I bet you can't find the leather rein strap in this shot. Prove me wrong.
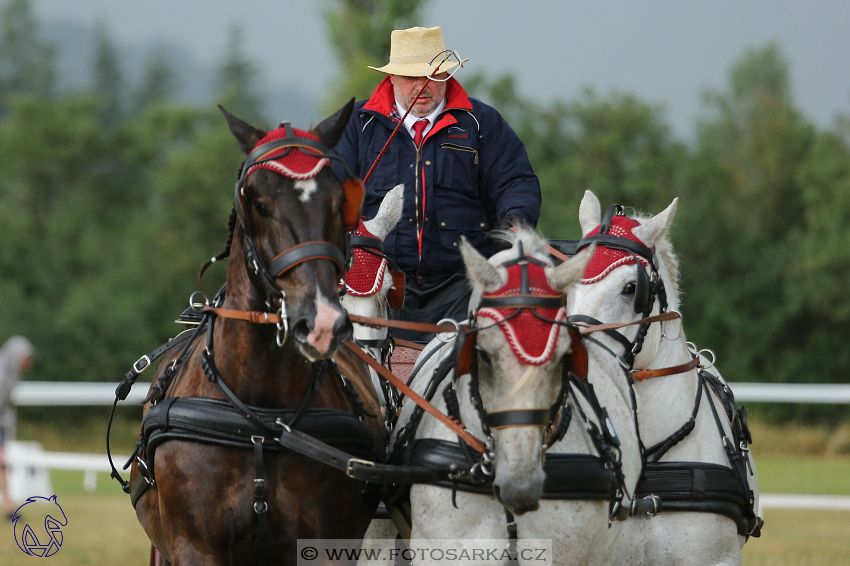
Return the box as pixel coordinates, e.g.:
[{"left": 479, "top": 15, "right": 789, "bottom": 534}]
[
  {"left": 571, "top": 311, "right": 680, "bottom": 335},
  {"left": 631, "top": 357, "right": 700, "bottom": 382},
  {"left": 344, "top": 341, "right": 487, "bottom": 453},
  {"left": 348, "top": 314, "right": 460, "bottom": 335}
]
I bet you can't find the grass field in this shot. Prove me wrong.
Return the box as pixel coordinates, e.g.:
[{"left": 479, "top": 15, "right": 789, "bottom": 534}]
[{"left": 1, "top": 414, "right": 848, "bottom": 564}]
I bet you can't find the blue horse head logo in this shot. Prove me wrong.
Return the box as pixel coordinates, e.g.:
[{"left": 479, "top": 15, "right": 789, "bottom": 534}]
[{"left": 12, "top": 495, "right": 68, "bottom": 557}]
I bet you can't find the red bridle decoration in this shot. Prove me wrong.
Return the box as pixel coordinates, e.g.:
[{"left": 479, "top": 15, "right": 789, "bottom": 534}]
[
  {"left": 582, "top": 216, "right": 650, "bottom": 283},
  {"left": 477, "top": 262, "right": 566, "bottom": 365}
]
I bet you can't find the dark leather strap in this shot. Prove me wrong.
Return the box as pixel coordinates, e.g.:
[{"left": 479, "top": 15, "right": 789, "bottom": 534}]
[
  {"left": 118, "top": 330, "right": 196, "bottom": 398},
  {"left": 269, "top": 241, "right": 345, "bottom": 276},
  {"left": 252, "top": 436, "right": 274, "bottom": 557},
  {"left": 274, "top": 424, "right": 437, "bottom": 484},
  {"left": 478, "top": 295, "right": 564, "bottom": 310},
  {"left": 485, "top": 408, "right": 551, "bottom": 429},
  {"left": 350, "top": 235, "right": 383, "bottom": 253},
  {"left": 402, "top": 438, "right": 618, "bottom": 499},
  {"left": 572, "top": 311, "right": 681, "bottom": 335},
  {"left": 636, "top": 461, "right": 750, "bottom": 536},
  {"left": 576, "top": 234, "right": 653, "bottom": 261}
]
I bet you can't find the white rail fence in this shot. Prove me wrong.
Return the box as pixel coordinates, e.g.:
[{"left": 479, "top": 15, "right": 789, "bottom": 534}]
[
  {"left": 11, "top": 381, "right": 850, "bottom": 406},
  {"left": 4, "top": 382, "right": 849, "bottom": 509}
]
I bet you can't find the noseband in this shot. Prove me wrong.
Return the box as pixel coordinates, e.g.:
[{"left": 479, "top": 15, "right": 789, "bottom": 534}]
[{"left": 233, "top": 123, "right": 365, "bottom": 341}]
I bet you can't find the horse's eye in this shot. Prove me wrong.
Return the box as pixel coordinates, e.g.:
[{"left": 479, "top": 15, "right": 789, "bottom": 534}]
[
  {"left": 478, "top": 349, "right": 492, "bottom": 366},
  {"left": 622, "top": 282, "right": 636, "bottom": 295},
  {"left": 254, "top": 201, "right": 273, "bottom": 217}
]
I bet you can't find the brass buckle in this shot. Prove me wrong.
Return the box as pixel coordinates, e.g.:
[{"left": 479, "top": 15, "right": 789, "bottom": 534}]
[{"left": 346, "top": 458, "right": 375, "bottom": 479}]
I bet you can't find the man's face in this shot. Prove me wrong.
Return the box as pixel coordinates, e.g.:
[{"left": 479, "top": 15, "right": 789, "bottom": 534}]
[{"left": 391, "top": 73, "right": 448, "bottom": 117}]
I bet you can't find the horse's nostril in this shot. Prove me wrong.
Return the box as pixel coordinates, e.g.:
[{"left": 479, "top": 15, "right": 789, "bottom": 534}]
[
  {"left": 292, "top": 318, "right": 312, "bottom": 342},
  {"left": 334, "top": 314, "right": 353, "bottom": 344}
]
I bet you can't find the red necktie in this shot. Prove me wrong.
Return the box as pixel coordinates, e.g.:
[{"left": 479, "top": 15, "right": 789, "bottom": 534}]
[{"left": 413, "top": 119, "right": 428, "bottom": 147}]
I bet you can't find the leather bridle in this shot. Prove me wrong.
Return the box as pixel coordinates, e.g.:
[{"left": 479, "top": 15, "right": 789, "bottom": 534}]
[
  {"left": 232, "top": 123, "right": 364, "bottom": 343},
  {"left": 571, "top": 204, "right": 668, "bottom": 369}
]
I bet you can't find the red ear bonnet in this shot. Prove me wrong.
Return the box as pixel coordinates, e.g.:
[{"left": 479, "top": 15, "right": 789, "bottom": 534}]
[
  {"left": 245, "top": 127, "right": 330, "bottom": 180},
  {"left": 582, "top": 216, "right": 650, "bottom": 283}
]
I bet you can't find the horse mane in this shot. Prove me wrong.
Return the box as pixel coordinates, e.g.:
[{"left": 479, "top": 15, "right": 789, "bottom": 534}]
[{"left": 631, "top": 212, "right": 681, "bottom": 302}]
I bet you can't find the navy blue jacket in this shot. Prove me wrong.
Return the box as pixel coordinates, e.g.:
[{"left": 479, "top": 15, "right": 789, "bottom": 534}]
[{"left": 332, "top": 77, "right": 541, "bottom": 285}]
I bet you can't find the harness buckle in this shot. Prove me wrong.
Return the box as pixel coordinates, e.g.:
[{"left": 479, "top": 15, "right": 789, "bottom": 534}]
[
  {"left": 346, "top": 458, "right": 375, "bottom": 479},
  {"left": 133, "top": 355, "right": 151, "bottom": 375}
]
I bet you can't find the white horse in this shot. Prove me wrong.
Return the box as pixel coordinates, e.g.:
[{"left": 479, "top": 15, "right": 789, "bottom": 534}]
[
  {"left": 340, "top": 184, "right": 404, "bottom": 408},
  {"left": 386, "top": 230, "right": 642, "bottom": 566},
  {"left": 569, "top": 190, "right": 761, "bottom": 566}
]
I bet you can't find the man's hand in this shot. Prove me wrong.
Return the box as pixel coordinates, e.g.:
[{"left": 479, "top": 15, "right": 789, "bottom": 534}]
[{"left": 500, "top": 214, "right": 524, "bottom": 230}]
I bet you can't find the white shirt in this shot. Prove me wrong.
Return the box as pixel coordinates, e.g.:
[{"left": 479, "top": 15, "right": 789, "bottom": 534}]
[{"left": 395, "top": 98, "right": 446, "bottom": 141}]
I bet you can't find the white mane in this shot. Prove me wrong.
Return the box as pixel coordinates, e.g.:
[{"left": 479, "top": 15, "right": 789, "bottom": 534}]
[{"left": 631, "top": 212, "right": 681, "bottom": 302}]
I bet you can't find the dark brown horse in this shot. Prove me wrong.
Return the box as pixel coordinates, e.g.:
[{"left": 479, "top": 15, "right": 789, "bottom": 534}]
[{"left": 129, "top": 102, "right": 386, "bottom": 565}]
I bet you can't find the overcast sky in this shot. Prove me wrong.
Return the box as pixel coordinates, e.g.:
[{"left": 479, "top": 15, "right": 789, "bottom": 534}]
[{"left": 32, "top": 0, "right": 850, "bottom": 137}]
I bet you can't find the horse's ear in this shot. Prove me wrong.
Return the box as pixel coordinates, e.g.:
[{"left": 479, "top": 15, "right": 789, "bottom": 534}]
[
  {"left": 460, "top": 237, "right": 502, "bottom": 291},
  {"left": 546, "top": 244, "right": 594, "bottom": 294},
  {"left": 632, "top": 198, "right": 678, "bottom": 248},
  {"left": 364, "top": 184, "right": 404, "bottom": 240},
  {"left": 315, "top": 97, "right": 355, "bottom": 149},
  {"left": 579, "top": 190, "right": 601, "bottom": 237},
  {"left": 219, "top": 105, "right": 266, "bottom": 155}
]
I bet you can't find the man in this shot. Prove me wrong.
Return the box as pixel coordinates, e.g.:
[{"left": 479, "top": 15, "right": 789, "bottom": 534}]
[
  {"left": 333, "top": 26, "right": 540, "bottom": 341},
  {"left": 0, "top": 336, "right": 33, "bottom": 519}
]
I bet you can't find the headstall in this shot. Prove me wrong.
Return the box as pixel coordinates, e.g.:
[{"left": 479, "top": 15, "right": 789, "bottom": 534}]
[
  {"left": 231, "top": 123, "right": 365, "bottom": 344},
  {"left": 571, "top": 204, "right": 668, "bottom": 369}
]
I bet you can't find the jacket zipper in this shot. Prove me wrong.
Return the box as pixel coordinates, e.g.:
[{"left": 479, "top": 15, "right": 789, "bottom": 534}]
[
  {"left": 441, "top": 143, "right": 478, "bottom": 165},
  {"left": 414, "top": 144, "right": 422, "bottom": 266}
]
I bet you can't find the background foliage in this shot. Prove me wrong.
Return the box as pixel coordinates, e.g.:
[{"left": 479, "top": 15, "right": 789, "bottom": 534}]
[{"left": 0, "top": 0, "right": 847, "bottom": 422}]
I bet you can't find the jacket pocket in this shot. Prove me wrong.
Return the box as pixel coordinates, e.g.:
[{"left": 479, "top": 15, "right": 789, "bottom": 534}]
[
  {"left": 441, "top": 143, "right": 479, "bottom": 164},
  {"left": 437, "top": 143, "right": 479, "bottom": 197},
  {"left": 435, "top": 207, "right": 490, "bottom": 253}
]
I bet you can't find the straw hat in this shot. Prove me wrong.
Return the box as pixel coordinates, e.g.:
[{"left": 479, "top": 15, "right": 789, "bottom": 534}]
[{"left": 368, "top": 26, "right": 469, "bottom": 77}]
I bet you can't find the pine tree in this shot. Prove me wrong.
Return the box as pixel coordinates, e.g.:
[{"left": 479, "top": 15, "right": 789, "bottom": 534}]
[
  {"left": 0, "top": 0, "right": 55, "bottom": 115},
  {"left": 216, "top": 25, "right": 264, "bottom": 124},
  {"left": 93, "top": 20, "right": 122, "bottom": 124}
]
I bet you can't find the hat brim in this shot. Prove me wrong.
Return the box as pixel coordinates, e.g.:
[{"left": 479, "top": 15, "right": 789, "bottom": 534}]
[{"left": 367, "top": 58, "right": 469, "bottom": 77}]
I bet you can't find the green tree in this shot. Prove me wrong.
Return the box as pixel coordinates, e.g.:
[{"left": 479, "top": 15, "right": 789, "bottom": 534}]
[
  {"left": 673, "top": 44, "right": 850, "bottom": 420},
  {"left": 216, "top": 25, "right": 264, "bottom": 124},
  {"left": 468, "top": 75, "right": 685, "bottom": 240},
  {"left": 92, "top": 20, "right": 122, "bottom": 124},
  {"left": 323, "top": 0, "right": 427, "bottom": 111},
  {"left": 0, "top": 0, "right": 54, "bottom": 115},
  {"left": 134, "top": 46, "right": 179, "bottom": 112}
]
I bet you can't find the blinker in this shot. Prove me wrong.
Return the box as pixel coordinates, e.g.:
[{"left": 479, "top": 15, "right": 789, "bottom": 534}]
[
  {"left": 342, "top": 177, "right": 365, "bottom": 231},
  {"left": 387, "top": 269, "right": 406, "bottom": 310}
]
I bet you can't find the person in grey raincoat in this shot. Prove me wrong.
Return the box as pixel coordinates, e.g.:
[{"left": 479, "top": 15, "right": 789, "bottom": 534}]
[{"left": 0, "top": 336, "right": 33, "bottom": 518}]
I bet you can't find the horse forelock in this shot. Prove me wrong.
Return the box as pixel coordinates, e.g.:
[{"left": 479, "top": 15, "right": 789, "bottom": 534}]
[{"left": 490, "top": 229, "right": 553, "bottom": 266}]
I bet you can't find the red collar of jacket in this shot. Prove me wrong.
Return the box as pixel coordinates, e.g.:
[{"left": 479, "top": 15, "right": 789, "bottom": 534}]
[{"left": 362, "top": 76, "right": 473, "bottom": 117}]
